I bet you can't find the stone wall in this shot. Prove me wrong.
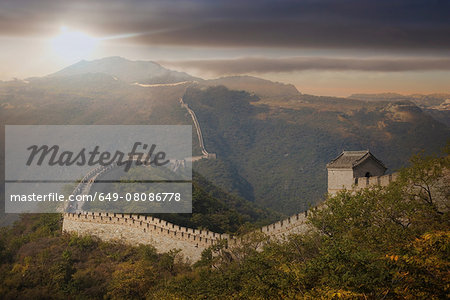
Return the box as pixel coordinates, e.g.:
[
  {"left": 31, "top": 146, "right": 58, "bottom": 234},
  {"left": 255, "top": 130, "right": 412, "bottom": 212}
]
[
  {"left": 329, "top": 170, "right": 398, "bottom": 195},
  {"left": 180, "top": 97, "right": 215, "bottom": 159},
  {"left": 353, "top": 173, "right": 398, "bottom": 190},
  {"left": 327, "top": 168, "right": 354, "bottom": 195},
  {"left": 328, "top": 160, "right": 389, "bottom": 195},
  {"left": 62, "top": 210, "right": 312, "bottom": 262},
  {"left": 259, "top": 211, "right": 311, "bottom": 239},
  {"left": 63, "top": 212, "right": 231, "bottom": 262}
]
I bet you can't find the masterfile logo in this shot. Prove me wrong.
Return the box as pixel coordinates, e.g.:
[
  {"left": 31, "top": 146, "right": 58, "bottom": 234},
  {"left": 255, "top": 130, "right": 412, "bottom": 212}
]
[
  {"left": 5, "top": 125, "right": 192, "bottom": 214},
  {"left": 25, "top": 142, "right": 170, "bottom": 171}
]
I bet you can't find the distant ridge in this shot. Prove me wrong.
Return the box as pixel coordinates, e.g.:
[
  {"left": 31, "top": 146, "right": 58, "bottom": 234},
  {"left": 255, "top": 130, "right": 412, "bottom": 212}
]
[
  {"left": 204, "top": 75, "right": 301, "bottom": 98},
  {"left": 348, "top": 92, "right": 450, "bottom": 127},
  {"left": 48, "top": 56, "right": 201, "bottom": 84},
  {"left": 348, "top": 92, "right": 450, "bottom": 104},
  {"left": 44, "top": 56, "right": 307, "bottom": 99},
  {"left": 47, "top": 57, "right": 301, "bottom": 98}
]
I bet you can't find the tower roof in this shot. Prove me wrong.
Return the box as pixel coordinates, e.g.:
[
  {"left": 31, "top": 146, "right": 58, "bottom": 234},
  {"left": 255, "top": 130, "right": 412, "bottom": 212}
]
[{"left": 326, "top": 150, "right": 387, "bottom": 170}]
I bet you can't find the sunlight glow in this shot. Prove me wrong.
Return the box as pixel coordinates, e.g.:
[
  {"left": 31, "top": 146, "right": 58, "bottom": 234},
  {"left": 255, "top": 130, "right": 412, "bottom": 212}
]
[{"left": 51, "top": 27, "right": 98, "bottom": 62}]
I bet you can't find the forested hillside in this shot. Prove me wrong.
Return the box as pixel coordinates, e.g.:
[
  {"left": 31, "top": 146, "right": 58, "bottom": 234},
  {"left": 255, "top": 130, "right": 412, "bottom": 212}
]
[
  {"left": 1, "top": 151, "right": 448, "bottom": 299},
  {"left": 184, "top": 86, "right": 449, "bottom": 213}
]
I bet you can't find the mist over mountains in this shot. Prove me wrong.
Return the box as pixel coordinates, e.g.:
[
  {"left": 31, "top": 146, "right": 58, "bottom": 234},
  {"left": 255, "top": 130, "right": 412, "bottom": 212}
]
[
  {"left": 45, "top": 57, "right": 301, "bottom": 99},
  {"left": 349, "top": 92, "right": 450, "bottom": 126},
  {"left": 48, "top": 56, "right": 200, "bottom": 84},
  {"left": 204, "top": 75, "right": 300, "bottom": 98},
  {"left": 1, "top": 57, "right": 449, "bottom": 217}
]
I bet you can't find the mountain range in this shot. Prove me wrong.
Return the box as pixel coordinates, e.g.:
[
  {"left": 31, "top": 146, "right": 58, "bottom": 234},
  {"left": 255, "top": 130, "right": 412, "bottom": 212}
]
[
  {"left": 48, "top": 56, "right": 200, "bottom": 84},
  {"left": 45, "top": 56, "right": 300, "bottom": 99},
  {"left": 349, "top": 93, "right": 450, "bottom": 127},
  {"left": 1, "top": 57, "right": 448, "bottom": 219}
]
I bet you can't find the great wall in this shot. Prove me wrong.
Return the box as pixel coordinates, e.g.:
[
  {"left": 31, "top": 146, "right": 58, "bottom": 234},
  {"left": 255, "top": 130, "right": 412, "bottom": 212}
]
[
  {"left": 353, "top": 173, "right": 398, "bottom": 190},
  {"left": 62, "top": 210, "right": 312, "bottom": 262},
  {"left": 180, "top": 97, "right": 216, "bottom": 161},
  {"left": 62, "top": 171, "right": 397, "bottom": 262},
  {"left": 62, "top": 103, "right": 399, "bottom": 263}
]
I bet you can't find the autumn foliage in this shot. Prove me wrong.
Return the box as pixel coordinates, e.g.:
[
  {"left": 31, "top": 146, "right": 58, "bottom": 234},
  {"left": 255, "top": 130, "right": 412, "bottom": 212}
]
[{"left": 0, "top": 150, "right": 448, "bottom": 299}]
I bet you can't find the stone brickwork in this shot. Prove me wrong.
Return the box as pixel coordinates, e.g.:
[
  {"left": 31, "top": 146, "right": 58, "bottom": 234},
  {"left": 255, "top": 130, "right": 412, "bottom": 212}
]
[
  {"left": 62, "top": 210, "right": 313, "bottom": 262},
  {"left": 327, "top": 168, "right": 354, "bottom": 195},
  {"left": 353, "top": 173, "right": 398, "bottom": 190},
  {"left": 259, "top": 211, "right": 311, "bottom": 239},
  {"left": 63, "top": 212, "right": 231, "bottom": 262}
]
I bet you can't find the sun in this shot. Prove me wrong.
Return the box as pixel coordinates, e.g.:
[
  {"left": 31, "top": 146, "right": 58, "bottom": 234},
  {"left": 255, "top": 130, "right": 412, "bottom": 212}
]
[{"left": 51, "top": 27, "right": 98, "bottom": 62}]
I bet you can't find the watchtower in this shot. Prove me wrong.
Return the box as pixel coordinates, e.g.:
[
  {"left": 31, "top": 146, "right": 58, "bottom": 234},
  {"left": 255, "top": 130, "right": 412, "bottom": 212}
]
[{"left": 326, "top": 150, "right": 387, "bottom": 195}]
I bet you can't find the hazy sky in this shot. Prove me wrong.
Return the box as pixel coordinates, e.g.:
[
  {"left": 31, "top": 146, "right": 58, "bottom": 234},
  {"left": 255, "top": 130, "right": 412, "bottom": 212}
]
[{"left": 1, "top": 0, "right": 449, "bottom": 96}]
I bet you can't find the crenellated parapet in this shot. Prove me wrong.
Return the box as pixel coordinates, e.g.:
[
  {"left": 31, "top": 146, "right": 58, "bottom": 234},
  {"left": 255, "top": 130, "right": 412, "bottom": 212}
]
[
  {"left": 260, "top": 211, "right": 310, "bottom": 238},
  {"left": 62, "top": 209, "right": 312, "bottom": 262},
  {"left": 353, "top": 172, "right": 398, "bottom": 190},
  {"left": 63, "top": 211, "right": 237, "bottom": 262},
  {"left": 63, "top": 212, "right": 230, "bottom": 248}
]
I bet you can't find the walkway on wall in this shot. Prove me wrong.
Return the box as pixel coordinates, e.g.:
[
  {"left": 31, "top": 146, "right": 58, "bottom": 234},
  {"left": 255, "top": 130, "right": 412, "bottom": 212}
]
[{"left": 180, "top": 97, "right": 215, "bottom": 159}]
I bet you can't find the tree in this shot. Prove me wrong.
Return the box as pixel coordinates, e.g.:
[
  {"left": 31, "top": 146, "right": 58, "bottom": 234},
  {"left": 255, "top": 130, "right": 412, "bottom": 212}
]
[
  {"left": 386, "top": 230, "right": 450, "bottom": 299},
  {"left": 107, "top": 261, "right": 156, "bottom": 299}
]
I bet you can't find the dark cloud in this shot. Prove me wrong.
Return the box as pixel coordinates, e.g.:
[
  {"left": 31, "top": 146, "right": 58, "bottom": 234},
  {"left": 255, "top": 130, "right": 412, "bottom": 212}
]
[
  {"left": 159, "top": 57, "right": 450, "bottom": 74},
  {"left": 124, "top": 20, "right": 450, "bottom": 51},
  {"left": 0, "top": 0, "right": 449, "bottom": 51}
]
